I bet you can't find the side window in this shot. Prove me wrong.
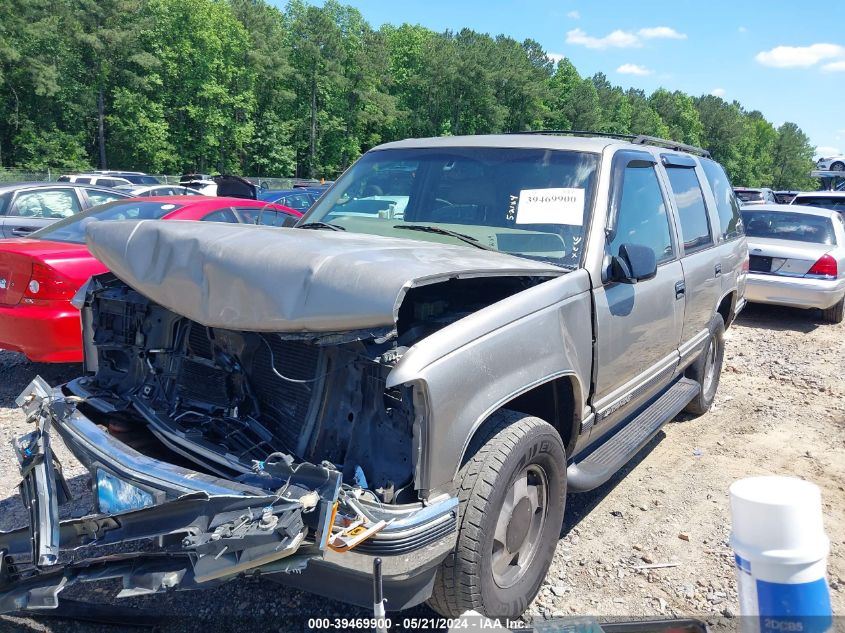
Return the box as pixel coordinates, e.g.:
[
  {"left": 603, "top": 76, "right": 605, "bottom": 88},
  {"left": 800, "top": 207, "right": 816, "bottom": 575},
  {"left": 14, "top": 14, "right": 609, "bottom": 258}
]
[
  {"left": 74, "top": 177, "right": 92, "bottom": 184},
  {"left": 235, "top": 207, "right": 297, "bottom": 227},
  {"left": 609, "top": 162, "right": 674, "bottom": 265},
  {"left": 201, "top": 209, "right": 239, "bottom": 223},
  {"left": 87, "top": 190, "right": 125, "bottom": 206},
  {"left": 665, "top": 166, "right": 713, "bottom": 253},
  {"left": 9, "top": 189, "right": 81, "bottom": 218},
  {"left": 700, "top": 159, "right": 743, "bottom": 240}
]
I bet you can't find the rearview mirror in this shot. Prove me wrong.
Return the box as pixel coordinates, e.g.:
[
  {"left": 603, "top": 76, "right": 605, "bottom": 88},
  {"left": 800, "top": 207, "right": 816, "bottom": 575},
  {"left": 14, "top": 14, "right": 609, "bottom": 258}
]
[{"left": 610, "top": 243, "right": 657, "bottom": 283}]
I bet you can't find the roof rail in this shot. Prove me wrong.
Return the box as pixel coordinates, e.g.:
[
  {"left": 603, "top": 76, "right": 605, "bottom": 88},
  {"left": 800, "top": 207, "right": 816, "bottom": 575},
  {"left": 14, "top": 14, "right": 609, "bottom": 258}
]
[
  {"left": 632, "top": 135, "right": 710, "bottom": 158},
  {"left": 507, "top": 129, "right": 711, "bottom": 158},
  {"left": 507, "top": 129, "right": 637, "bottom": 141}
]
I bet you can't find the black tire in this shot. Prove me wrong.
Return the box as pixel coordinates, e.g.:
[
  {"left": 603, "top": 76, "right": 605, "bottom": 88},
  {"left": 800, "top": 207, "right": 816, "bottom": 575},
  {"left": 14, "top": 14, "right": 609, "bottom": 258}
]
[
  {"left": 830, "top": 162, "right": 845, "bottom": 172},
  {"left": 822, "top": 297, "right": 844, "bottom": 324},
  {"left": 684, "top": 313, "right": 726, "bottom": 416},
  {"left": 427, "top": 411, "right": 566, "bottom": 619}
]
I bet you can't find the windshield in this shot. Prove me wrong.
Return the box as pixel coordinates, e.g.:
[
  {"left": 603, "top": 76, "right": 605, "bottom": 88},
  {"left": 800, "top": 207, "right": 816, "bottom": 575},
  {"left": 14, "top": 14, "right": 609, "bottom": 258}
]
[
  {"left": 31, "top": 200, "right": 185, "bottom": 244},
  {"left": 793, "top": 196, "right": 845, "bottom": 213},
  {"left": 302, "top": 147, "right": 600, "bottom": 266},
  {"left": 741, "top": 210, "right": 836, "bottom": 245}
]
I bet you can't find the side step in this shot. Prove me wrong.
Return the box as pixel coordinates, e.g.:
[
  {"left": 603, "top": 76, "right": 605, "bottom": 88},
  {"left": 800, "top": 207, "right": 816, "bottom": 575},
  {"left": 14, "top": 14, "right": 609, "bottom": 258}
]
[{"left": 567, "top": 377, "right": 700, "bottom": 492}]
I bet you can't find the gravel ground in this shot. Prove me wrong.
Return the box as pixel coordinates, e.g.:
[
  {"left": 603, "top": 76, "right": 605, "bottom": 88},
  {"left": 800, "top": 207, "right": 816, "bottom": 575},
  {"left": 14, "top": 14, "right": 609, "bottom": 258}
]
[{"left": 0, "top": 302, "right": 842, "bottom": 632}]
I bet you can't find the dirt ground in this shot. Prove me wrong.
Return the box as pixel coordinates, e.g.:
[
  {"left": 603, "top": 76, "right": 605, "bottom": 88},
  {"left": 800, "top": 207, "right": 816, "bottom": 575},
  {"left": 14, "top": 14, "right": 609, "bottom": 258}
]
[{"left": 0, "top": 302, "right": 842, "bottom": 632}]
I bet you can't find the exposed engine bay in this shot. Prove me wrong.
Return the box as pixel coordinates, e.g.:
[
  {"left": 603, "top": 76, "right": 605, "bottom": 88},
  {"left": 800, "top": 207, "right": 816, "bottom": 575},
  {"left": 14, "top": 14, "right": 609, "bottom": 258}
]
[{"left": 75, "top": 272, "right": 548, "bottom": 503}]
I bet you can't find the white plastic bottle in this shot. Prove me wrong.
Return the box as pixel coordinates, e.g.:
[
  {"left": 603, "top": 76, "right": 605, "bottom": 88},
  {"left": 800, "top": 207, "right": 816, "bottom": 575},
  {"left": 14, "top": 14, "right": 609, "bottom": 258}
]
[{"left": 730, "top": 476, "right": 832, "bottom": 633}]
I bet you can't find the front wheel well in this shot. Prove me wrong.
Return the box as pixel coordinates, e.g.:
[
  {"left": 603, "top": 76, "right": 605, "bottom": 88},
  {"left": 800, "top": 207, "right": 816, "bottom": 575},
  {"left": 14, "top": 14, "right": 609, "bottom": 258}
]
[{"left": 461, "top": 376, "right": 580, "bottom": 466}]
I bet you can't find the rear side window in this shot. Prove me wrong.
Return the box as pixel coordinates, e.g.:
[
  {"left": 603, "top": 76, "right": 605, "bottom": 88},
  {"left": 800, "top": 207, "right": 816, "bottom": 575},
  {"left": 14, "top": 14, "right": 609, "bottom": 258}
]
[
  {"left": 610, "top": 163, "right": 674, "bottom": 264},
  {"left": 87, "top": 190, "right": 126, "bottom": 206},
  {"left": 201, "top": 209, "right": 239, "bottom": 223},
  {"left": 665, "top": 167, "right": 713, "bottom": 253},
  {"left": 701, "top": 159, "right": 743, "bottom": 240}
]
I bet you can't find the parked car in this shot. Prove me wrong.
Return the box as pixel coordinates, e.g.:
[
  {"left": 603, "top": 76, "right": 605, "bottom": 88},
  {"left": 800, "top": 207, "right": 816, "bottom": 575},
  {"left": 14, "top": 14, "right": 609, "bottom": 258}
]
[
  {"left": 57, "top": 174, "right": 133, "bottom": 188},
  {"left": 816, "top": 155, "right": 845, "bottom": 171},
  {"left": 257, "top": 188, "right": 318, "bottom": 212},
  {"left": 0, "top": 134, "right": 746, "bottom": 620},
  {"left": 734, "top": 187, "right": 777, "bottom": 205},
  {"left": 774, "top": 190, "right": 798, "bottom": 204},
  {"left": 114, "top": 184, "right": 204, "bottom": 197},
  {"left": 742, "top": 204, "right": 844, "bottom": 322},
  {"left": 89, "top": 170, "right": 161, "bottom": 185},
  {"left": 790, "top": 191, "right": 845, "bottom": 214},
  {"left": 0, "top": 182, "right": 129, "bottom": 239},
  {"left": 179, "top": 173, "right": 217, "bottom": 195},
  {"left": 0, "top": 197, "right": 301, "bottom": 362}
]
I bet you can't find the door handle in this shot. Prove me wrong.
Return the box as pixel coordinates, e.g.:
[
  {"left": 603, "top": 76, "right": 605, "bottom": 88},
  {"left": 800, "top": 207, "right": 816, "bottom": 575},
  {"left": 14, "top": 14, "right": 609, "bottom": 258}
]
[
  {"left": 714, "top": 263, "right": 722, "bottom": 276},
  {"left": 675, "top": 280, "right": 686, "bottom": 300},
  {"left": 10, "top": 227, "right": 35, "bottom": 236}
]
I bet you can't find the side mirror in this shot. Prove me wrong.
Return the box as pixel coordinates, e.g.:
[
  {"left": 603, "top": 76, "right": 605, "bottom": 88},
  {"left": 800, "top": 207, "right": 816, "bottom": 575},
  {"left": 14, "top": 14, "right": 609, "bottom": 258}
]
[{"left": 610, "top": 243, "right": 657, "bottom": 283}]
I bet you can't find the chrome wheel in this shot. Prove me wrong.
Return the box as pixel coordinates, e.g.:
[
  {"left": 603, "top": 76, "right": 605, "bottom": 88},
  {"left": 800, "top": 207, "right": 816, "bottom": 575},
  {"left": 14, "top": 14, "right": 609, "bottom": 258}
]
[
  {"left": 491, "top": 464, "right": 548, "bottom": 588},
  {"left": 702, "top": 333, "right": 718, "bottom": 396}
]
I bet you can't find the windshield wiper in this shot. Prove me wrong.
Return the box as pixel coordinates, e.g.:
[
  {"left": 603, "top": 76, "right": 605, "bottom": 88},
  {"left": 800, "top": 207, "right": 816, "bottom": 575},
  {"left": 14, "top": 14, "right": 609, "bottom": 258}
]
[
  {"left": 392, "top": 224, "right": 498, "bottom": 251},
  {"left": 297, "top": 221, "right": 346, "bottom": 231}
]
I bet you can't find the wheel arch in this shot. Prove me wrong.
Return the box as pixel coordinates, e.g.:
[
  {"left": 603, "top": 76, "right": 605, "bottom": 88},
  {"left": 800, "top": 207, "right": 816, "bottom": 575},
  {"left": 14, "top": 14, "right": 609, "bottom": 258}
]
[
  {"left": 457, "top": 373, "right": 583, "bottom": 472},
  {"left": 716, "top": 290, "right": 736, "bottom": 329}
]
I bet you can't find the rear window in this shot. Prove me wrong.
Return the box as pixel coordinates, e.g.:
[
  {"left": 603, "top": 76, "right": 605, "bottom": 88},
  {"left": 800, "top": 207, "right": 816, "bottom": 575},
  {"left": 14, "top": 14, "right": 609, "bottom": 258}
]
[
  {"left": 793, "top": 196, "right": 845, "bottom": 213},
  {"left": 31, "top": 200, "right": 184, "bottom": 244},
  {"left": 741, "top": 210, "right": 836, "bottom": 245},
  {"left": 701, "top": 159, "right": 743, "bottom": 240},
  {"left": 735, "top": 190, "right": 762, "bottom": 202}
]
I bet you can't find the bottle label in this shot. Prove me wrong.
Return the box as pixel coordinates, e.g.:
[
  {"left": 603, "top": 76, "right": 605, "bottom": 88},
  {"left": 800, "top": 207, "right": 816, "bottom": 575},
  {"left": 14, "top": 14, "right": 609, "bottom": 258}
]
[{"left": 756, "top": 577, "right": 832, "bottom": 633}]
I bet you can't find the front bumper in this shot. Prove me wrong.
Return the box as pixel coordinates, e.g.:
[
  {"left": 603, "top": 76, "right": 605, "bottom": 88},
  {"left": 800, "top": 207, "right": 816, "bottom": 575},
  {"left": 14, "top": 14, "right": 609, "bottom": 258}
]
[
  {"left": 0, "top": 378, "right": 456, "bottom": 613},
  {"left": 0, "top": 301, "right": 82, "bottom": 363},
  {"left": 745, "top": 273, "right": 845, "bottom": 310}
]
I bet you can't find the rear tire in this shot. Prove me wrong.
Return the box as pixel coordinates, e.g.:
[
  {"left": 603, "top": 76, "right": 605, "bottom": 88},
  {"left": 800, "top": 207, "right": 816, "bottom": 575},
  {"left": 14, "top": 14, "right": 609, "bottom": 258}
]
[
  {"left": 822, "top": 297, "right": 844, "bottom": 324},
  {"left": 684, "top": 314, "right": 725, "bottom": 416},
  {"left": 427, "top": 411, "right": 566, "bottom": 619}
]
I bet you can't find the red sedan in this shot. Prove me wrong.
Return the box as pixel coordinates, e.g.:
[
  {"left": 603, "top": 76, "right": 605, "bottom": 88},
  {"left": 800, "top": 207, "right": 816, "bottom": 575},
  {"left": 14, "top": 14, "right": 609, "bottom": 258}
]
[{"left": 0, "top": 196, "right": 301, "bottom": 362}]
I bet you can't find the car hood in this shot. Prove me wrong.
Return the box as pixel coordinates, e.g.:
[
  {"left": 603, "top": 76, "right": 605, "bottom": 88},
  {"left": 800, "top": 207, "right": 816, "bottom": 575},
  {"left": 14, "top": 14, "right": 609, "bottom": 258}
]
[{"left": 85, "top": 220, "right": 564, "bottom": 337}]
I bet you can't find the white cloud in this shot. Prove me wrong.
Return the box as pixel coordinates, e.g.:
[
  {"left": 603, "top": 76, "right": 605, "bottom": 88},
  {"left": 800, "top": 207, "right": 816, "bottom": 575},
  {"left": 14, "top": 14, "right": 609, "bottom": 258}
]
[
  {"left": 821, "top": 60, "right": 845, "bottom": 72},
  {"left": 566, "top": 28, "right": 640, "bottom": 49},
  {"left": 617, "top": 63, "right": 653, "bottom": 76},
  {"left": 710, "top": 88, "right": 726, "bottom": 97},
  {"left": 815, "top": 146, "right": 841, "bottom": 158},
  {"left": 547, "top": 52, "right": 565, "bottom": 64},
  {"left": 567, "top": 10, "right": 580, "bottom": 19},
  {"left": 566, "top": 26, "right": 687, "bottom": 50},
  {"left": 755, "top": 43, "right": 845, "bottom": 68},
  {"left": 638, "top": 26, "right": 687, "bottom": 40},
  {"left": 738, "top": 26, "right": 747, "bottom": 33}
]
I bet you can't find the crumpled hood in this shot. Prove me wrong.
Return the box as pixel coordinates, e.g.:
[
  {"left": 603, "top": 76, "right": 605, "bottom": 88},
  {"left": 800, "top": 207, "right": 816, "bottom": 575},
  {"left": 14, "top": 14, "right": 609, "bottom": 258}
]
[{"left": 85, "top": 220, "right": 564, "bottom": 336}]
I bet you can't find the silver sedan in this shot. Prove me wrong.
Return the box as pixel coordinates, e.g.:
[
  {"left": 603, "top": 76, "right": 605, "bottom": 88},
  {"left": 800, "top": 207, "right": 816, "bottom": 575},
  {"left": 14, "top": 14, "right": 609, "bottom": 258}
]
[{"left": 742, "top": 204, "right": 845, "bottom": 323}]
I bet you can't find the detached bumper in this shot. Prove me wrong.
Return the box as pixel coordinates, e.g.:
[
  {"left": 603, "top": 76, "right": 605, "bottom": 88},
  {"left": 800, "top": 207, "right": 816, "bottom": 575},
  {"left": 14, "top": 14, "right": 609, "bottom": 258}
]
[
  {"left": 0, "top": 378, "right": 456, "bottom": 613},
  {"left": 0, "top": 301, "right": 82, "bottom": 363},
  {"left": 745, "top": 273, "right": 845, "bottom": 310}
]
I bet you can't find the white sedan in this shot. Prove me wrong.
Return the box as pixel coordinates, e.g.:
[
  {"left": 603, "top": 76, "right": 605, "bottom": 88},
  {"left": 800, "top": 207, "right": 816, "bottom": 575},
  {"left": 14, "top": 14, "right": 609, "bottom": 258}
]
[
  {"left": 816, "top": 155, "right": 845, "bottom": 171},
  {"left": 741, "top": 204, "right": 845, "bottom": 323}
]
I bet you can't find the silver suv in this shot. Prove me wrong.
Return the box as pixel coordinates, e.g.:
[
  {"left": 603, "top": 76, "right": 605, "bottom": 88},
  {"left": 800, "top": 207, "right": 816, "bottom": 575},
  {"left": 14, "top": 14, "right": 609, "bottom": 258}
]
[{"left": 2, "top": 134, "right": 747, "bottom": 619}]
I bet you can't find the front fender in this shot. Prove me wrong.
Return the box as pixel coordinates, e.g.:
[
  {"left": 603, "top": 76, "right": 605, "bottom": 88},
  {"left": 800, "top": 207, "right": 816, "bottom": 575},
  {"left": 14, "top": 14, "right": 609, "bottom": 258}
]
[{"left": 387, "top": 270, "right": 594, "bottom": 493}]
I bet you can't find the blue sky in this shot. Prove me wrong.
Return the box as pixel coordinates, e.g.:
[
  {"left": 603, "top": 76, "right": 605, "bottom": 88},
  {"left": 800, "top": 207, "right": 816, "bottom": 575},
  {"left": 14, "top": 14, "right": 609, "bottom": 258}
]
[{"left": 304, "top": 0, "right": 844, "bottom": 157}]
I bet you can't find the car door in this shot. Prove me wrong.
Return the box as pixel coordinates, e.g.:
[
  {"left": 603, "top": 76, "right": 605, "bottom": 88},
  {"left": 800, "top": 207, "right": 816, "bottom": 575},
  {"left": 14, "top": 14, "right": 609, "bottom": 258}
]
[
  {"left": 0, "top": 186, "right": 82, "bottom": 238},
  {"left": 659, "top": 155, "right": 721, "bottom": 365},
  {"left": 590, "top": 151, "right": 685, "bottom": 441}
]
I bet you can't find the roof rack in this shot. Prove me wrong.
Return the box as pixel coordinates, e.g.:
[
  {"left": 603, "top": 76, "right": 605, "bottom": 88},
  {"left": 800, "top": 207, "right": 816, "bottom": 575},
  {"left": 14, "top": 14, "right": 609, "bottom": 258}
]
[{"left": 508, "top": 129, "right": 711, "bottom": 158}]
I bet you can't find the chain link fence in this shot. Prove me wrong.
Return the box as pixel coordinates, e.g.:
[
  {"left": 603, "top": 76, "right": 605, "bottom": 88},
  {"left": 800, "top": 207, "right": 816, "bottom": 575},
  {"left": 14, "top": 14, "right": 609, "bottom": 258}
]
[{"left": 0, "top": 168, "right": 321, "bottom": 191}]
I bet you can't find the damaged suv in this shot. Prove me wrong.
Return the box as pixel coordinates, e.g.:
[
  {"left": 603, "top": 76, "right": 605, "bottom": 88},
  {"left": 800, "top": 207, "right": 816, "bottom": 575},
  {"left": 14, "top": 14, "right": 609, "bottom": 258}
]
[{"left": 1, "top": 133, "right": 746, "bottom": 619}]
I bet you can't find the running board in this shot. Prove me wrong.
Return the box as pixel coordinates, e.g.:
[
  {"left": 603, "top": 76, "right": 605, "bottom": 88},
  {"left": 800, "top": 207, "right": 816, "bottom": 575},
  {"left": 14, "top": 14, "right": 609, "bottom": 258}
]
[{"left": 568, "top": 378, "right": 700, "bottom": 492}]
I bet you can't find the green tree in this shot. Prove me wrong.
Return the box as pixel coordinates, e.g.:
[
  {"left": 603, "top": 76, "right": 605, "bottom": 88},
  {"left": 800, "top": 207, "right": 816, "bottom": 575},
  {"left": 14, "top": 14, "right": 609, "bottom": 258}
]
[
  {"left": 649, "top": 89, "right": 704, "bottom": 145},
  {"left": 771, "top": 123, "right": 816, "bottom": 190}
]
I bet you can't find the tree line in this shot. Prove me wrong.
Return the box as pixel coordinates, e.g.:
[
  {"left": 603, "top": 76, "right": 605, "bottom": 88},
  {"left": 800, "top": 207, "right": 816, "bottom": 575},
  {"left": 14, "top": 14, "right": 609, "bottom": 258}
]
[{"left": 0, "top": 0, "right": 818, "bottom": 189}]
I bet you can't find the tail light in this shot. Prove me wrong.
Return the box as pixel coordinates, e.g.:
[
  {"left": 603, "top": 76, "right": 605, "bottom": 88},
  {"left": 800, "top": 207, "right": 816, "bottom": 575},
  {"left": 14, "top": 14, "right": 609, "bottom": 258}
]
[
  {"left": 22, "top": 262, "right": 75, "bottom": 301},
  {"left": 741, "top": 255, "right": 750, "bottom": 273},
  {"left": 806, "top": 254, "right": 837, "bottom": 279}
]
